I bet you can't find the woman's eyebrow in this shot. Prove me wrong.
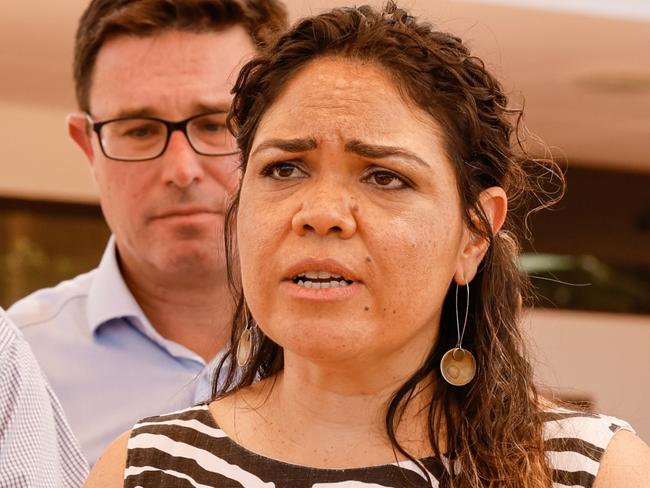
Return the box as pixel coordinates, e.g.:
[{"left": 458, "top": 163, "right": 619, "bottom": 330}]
[
  {"left": 251, "top": 137, "right": 318, "bottom": 158},
  {"left": 345, "top": 139, "right": 430, "bottom": 168}
]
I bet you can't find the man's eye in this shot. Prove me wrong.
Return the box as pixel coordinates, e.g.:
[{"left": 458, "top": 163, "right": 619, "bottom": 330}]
[
  {"left": 365, "top": 170, "right": 408, "bottom": 189},
  {"left": 123, "top": 125, "right": 160, "bottom": 138},
  {"left": 198, "top": 122, "right": 226, "bottom": 133},
  {"left": 262, "top": 162, "right": 307, "bottom": 179}
]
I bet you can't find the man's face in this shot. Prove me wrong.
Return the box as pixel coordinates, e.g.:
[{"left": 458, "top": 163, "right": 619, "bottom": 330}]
[{"left": 70, "top": 28, "right": 255, "bottom": 278}]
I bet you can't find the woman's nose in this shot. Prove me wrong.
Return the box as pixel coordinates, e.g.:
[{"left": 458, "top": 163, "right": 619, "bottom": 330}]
[{"left": 291, "top": 182, "right": 357, "bottom": 239}]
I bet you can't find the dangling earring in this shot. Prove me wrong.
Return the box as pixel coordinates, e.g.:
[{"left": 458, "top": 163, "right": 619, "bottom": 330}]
[
  {"left": 236, "top": 305, "right": 254, "bottom": 367},
  {"left": 440, "top": 282, "right": 476, "bottom": 386}
]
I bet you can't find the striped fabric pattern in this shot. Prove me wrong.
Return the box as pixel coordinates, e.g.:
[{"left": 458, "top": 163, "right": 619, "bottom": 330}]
[
  {"left": 542, "top": 409, "right": 633, "bottom": 487},
  {"left": 125, "top": 404, "right": 633, "bottom": 488}
]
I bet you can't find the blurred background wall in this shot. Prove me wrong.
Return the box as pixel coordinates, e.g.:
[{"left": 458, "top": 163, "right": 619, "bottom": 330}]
[{"left": 1, "top": 0, "right": 649, "bottom": 438}]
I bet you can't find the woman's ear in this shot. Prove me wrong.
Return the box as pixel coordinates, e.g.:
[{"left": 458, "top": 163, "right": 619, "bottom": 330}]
[{"left": 455, "top": 186, "right": 508, "bottom": 284}]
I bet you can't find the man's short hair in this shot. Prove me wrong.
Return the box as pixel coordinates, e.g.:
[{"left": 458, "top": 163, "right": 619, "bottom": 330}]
[{"left": 73, "top": 0, "right": 288, "bottom": 112}]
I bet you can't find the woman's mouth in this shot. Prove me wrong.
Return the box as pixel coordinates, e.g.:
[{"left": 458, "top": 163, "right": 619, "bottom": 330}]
[{"left": 292, "top": 271, "right": 354, "bottom": 289}]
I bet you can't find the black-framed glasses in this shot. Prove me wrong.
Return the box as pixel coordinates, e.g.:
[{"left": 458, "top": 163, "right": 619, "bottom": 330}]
[{"left": 86, "top": 112, "right": 239, "bottom": 161}]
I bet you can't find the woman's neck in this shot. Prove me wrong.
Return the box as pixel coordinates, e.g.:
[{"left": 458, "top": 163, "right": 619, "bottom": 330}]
[{"left": 212, "top": 359, "right": 437, "bottom": 469}]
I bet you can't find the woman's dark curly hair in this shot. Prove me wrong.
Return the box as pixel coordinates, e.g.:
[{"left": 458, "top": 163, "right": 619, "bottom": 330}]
[{"left": 213, "top": 2, "right": 564, "bottom": 487}]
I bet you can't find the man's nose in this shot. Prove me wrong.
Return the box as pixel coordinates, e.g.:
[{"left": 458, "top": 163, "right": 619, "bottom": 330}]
[
  {"left": 291, "top": 178, "right": 358, "bottom": 239},
  {"left": 160, "top": 130, "right": 205, "bottom": 188}
]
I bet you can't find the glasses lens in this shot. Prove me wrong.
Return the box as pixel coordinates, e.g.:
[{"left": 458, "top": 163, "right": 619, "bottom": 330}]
[
  {"left": 187, "top": 113, "right": 237, "bottom": 155},
  {"left": 100, "top": 118, "right": 166, "bottom": 160}
]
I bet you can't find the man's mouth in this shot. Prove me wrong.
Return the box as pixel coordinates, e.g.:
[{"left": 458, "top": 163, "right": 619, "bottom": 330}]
[{"left": 153, "top": 207, "right": 220, "bottom": 219}]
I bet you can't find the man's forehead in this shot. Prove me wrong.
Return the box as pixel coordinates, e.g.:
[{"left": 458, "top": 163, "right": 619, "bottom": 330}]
[
  {"left": 107, "top": 101, "right": 232, "bottom": 119},
  {"left": 88, "top": 28, "right": 254, "bottom": 118}
]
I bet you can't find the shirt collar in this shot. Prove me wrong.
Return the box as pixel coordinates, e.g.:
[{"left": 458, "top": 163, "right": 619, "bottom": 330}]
[
  {"left": 86, "top": 236, "right": 207, "bottom": 365},
  {"left": 86, "top": 235, "right": 148, "bottom": 334}
]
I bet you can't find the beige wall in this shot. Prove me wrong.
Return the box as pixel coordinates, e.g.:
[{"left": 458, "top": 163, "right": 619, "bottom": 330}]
[
  {"left": 0, "top": 102, "right": 97, "bottom": 203},
  {"left": 525, "top": 309, "right": 650, "bottom": 441}
]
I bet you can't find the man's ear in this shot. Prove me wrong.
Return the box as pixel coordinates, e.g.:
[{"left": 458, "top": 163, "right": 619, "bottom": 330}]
[
  {"left": 66, "top": 113, "right": 95, "bottom": 163},
  {"left": 455, "top": 186, "right": 508, "bottom": 284}
]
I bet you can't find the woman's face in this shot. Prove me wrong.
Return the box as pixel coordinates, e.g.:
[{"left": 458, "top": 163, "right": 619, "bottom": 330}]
[{"left": 237, "top": 57, "right": 470, "bottom": 371}]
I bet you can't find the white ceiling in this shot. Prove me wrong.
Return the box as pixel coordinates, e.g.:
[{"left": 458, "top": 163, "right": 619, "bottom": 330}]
[{"left": 0, "top": 0, "right": 649, "bottom": 202}]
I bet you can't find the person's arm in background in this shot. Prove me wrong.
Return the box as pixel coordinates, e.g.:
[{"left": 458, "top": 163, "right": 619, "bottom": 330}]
[{"left": 0, "top": 308, "right": 88, "bottom": 487}]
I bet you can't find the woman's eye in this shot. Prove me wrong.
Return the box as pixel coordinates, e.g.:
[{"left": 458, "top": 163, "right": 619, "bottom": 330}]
[
  {"left": 263, "top": 162, "right": 307, "bottom": 180},
  {"left": 365, "top": 170, "right": 408, "bottom": 189}
]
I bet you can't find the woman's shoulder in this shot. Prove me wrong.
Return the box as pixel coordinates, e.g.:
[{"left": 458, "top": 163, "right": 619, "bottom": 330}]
[
  {"left": 127, "top": 402, "right": 227, "bottom": 450},
  {"left": 542, "top": 407, "right": 634, "bottom": 445},
  {"left": 84, "top": 430, "right": 131, "bottom": 488},
  {"left": 541, "top": 406, "right": 637, "bottom": 487},
  {"left": 84, "top": 404, "right": 231, "bottom": 488},
  {"left": 132, "top": 403, "right": 217, "bottom": 429},
  {"left": 123, "top": 403, "right": 242, "bottom": 487}
]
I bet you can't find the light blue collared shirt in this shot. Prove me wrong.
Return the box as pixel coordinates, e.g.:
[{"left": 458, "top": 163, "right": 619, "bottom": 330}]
[{"left": 8, "top": 237, "right": 221, "bottom": 465}]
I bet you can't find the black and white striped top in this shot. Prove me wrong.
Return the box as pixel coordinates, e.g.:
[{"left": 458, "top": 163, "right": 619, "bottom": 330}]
[{"left": 125, "top": 403, "right": 633, "bottom": 487}]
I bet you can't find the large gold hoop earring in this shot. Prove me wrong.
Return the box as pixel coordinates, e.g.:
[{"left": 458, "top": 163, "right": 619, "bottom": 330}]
[{"left": 440, "top": 282, "right": 476, "bottom": 386}]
